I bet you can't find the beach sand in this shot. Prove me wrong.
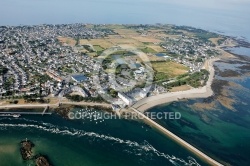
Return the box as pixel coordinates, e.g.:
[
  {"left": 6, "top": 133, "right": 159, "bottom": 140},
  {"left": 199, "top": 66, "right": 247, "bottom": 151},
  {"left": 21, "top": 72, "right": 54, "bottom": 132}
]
[{"left": 132, "top": 58, "right": 219, "bottom": 112}]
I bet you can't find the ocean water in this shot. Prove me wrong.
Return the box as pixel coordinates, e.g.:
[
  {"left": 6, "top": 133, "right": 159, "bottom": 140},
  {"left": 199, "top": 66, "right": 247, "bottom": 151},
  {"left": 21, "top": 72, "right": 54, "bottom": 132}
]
[
  {"left": 147, "top": 62, "right": 250, "bottom": 166},
  {"left": 0, "top": 112, "right": 208, "bottom": 166},
  {"left": 227, "top": 47, "right": 250, "bottom": 57},
  {"left": 0, "top": 0, "right": 250, "bottom": 41},
  {"left": 1, "top": 0, "right": 250, "bottom": 165}
]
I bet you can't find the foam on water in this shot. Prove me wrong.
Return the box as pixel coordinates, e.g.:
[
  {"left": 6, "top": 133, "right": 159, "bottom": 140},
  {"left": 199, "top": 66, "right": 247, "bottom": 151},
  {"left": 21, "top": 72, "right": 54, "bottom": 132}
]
[{"left": 0, "top": 118, "right": 200, "bottom": 166}]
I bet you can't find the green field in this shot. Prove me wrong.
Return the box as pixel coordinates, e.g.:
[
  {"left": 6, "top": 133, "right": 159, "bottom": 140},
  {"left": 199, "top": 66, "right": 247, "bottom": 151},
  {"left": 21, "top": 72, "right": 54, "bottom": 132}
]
[
  {"left": 152, "top": 61, "right": 188, "bottom": 78},
  {"left": 141, "top": 47, "right": 157, "bottom": 53},
  {"left": 93, "top": 45, "right": 104, "bottom": 51}
]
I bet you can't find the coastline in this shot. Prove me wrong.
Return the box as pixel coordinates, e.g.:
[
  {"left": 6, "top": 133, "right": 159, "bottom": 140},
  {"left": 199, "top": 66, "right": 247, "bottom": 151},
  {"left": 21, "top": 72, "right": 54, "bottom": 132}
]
[
  {"left": 130, "top": 107, "right": 224, "bottom": 166},
  {"left": 127, "top": 58, "right": 227, "bottom": 166},
  {"left": 0, "top": 102, "right": 111, "bottom": 110},
  {"left": 0, "top": 57, "right": 218, "bottom": 113},
  {"left": 132, "top": 58, "right": 219, "bottom": 112}
]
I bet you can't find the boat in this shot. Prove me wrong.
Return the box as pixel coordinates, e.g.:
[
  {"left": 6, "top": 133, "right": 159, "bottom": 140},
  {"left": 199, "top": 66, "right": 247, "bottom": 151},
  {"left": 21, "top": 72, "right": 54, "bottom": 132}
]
[{"left": 13, "top": 114, "right": 21, "bottom": 118}]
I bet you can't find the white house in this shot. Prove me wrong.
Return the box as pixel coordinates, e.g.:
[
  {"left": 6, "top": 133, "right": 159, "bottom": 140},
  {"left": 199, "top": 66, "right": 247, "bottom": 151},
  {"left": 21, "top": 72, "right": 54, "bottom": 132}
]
[{"left": 118, "top": 92, "right": 133, "bottom": 106}]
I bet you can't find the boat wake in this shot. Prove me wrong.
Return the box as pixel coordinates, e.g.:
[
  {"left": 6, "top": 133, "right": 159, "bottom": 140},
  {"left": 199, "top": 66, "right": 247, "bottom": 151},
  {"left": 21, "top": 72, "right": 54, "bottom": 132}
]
[{"left": 0, "top": 118, "right": 200, "bottom": 166}]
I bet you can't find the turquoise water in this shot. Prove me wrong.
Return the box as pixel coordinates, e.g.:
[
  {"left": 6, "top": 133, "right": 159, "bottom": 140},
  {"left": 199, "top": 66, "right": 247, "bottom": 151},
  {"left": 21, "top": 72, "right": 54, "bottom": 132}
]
[
  {"left": 1, "top": 53, "right": 250, "bottom": 166},
  {"left": 148, "top": 97, "right": 250, "bottom": 166},
  {"left": 0, "top": 113, "right": 207, "bottom": 166},
  {"left": 147, "top": 69, "right": 250, "bottom": 165},
  {"left": 0, "top": 1, "right": 250, "bottom": 165}
]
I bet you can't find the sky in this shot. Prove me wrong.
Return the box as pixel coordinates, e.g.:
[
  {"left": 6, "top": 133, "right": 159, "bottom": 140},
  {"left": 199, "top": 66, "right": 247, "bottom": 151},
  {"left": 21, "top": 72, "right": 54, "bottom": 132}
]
[{"left": 0, "top": 0, "right": 249, "bottom": 38}]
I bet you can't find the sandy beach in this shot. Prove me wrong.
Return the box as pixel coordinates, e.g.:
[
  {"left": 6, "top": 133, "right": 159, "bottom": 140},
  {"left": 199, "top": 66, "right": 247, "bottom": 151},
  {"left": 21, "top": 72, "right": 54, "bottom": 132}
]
[
  {"left": 132, "top": 58, "right": 219, "bottom": 112},
  {"left": 130, "top": 58, "right": 225, "bottom": 166}
]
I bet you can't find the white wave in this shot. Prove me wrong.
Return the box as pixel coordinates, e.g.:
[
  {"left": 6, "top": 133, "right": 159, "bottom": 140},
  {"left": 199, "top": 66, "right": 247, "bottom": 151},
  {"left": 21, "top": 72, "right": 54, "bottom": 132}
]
[{"left": 0, "top": 123, "right": 200, "bottom": 166}]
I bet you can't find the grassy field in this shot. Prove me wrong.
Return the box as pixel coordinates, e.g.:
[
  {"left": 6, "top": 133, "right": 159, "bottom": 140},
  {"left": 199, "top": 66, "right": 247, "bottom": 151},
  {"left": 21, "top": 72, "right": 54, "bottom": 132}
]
[
  {"left": 132, "top": 36, "right": 161, "bottom": 43},
  {"left": 152, "top": 61, "right": 188, "bottom": 78},
  {"left": 58, "top": 37, "right": 76, "bottom": 46},
  {"left": 80, "top": 39, "right": 113, "bottom": 49},
  {"left": 93, "top": 45, "right": 104, "bottom": 51},
  {"left": 140, "top": 47, "right": 157, "bottom": 53},
  {"left": 76, "top": 26, "right": 167, "bottom": 53},
  {"left": 113, "top": 28, "right": 140, "bottom": 36},
  {"left": 107, "top": 38, "right": 142, "bottom": 46},
  {"left": 209, "top": 37, "right": 224, "bottom": 46},
  {"left": 147, "top": 45, "right": 165, "bottom": 52}
]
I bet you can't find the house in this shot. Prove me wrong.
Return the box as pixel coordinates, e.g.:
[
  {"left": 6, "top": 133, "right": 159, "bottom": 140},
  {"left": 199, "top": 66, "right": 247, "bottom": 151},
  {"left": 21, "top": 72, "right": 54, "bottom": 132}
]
[{"left": 118, "top": 92, "right": 133, "bottom": 106}]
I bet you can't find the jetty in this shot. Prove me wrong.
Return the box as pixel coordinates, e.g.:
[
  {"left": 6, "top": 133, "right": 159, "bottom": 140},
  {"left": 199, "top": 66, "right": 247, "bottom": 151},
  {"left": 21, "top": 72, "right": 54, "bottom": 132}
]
[
  {"left": 0, "top": 111, "right": 51, "bottom": 115},
  {"left": 0, "top": 106, "right": 51, "bottom": 117},
  {"left": 130, "top": 107, "right": 224, "bottom": 166},
  {"left": 42, "top": 106, "right": 49, "bottom": 115}
]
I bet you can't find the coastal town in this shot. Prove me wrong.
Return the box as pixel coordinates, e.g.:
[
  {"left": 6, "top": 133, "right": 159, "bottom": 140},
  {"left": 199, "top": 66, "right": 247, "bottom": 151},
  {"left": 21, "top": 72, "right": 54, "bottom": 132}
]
[{"left": 0, "top": 24, "right": 232, "bottom": 110}]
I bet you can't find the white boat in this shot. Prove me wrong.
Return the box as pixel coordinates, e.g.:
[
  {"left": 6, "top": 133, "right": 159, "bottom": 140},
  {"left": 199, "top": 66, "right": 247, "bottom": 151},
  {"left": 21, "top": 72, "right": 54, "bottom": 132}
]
[{"left": 13, "top": 114, "right": 21, "bottom": 118}]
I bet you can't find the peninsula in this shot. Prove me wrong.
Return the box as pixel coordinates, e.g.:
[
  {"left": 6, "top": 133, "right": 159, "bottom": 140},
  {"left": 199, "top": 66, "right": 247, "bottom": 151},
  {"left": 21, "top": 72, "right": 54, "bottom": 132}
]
[
  {"left": 0, "top": 24, "right": 242, "bottom": 166},
  {"left": 0, "top": 24, "right": 238, "bottom": 112}
]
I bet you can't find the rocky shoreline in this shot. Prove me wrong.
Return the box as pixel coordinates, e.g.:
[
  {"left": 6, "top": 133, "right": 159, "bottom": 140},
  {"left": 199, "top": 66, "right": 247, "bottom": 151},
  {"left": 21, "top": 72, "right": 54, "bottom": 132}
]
[
  {"left": 20, "top": 139, "right": 34, "bottom": 160},
  {"left": 54, "top": 105, "right": 114, "bottom": 119}
]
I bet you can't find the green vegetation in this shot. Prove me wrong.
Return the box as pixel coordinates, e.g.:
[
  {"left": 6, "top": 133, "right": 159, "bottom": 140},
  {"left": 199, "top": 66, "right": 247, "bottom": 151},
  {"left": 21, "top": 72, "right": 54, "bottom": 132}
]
[
  {"left": 66, "top": 95, "right": 107, "bottom": 103},
  {"left": 110, "top": 50, "right": 135, "bottom": 56},
  {"left": 217, "top": 38, "right": 226, "bottom": 45},
  {"left": 173, "top": 26, "right": 219, "bottom": 42},
  {"left": 9, "top": 100, "right": 19, "bottom": 104},
  {"left": 62, "top": 67, "right": 74, "bottom": 73},
  {"left": 152, "top": 61, "right": 188, "bottom": 82},
  {"left": 75, "top": 37, "right": 80, "bottom": 46},
  {"left": 83, "top": 45, "right": 95, "bottom": 52},
  {"left": 195, "top": 57, "right": 204, "bottom": 62},
  {"left": 93, "top": 45, "right": 104, "bottom": 56},
  {"left": 154, "top": 72, "right": 169, "bottom": 83},
  {"left": 93, "top": 45, "right": 104, "bottom": 51},
  {"left": 3, "top": 77, "right": 15, "bottom": 90},
  {"left": 206, "top": 50, "right": 218, "bottom": 56},
  {"left": 0, "top": 66, "right": 8, "bottom": 76},
  {"left": 142, "top": 42, "right": 152, "bottom": 45},
  {"left": 165, "top": 69, "right": 209, "bottom": 89},
  {"left": 141, "top": 47, "right": 157, "bottom": 53},
  {"left": 23, "top": 94, "right": 50, "bottom": 103},
  {"left": 195, "top": 33, "right": 219, "bottom": 42},
  {"left": 102, "top": 56, "right": 113, "bottom": 69},
  {"left": 38, "top": 74, "right": 52, "bottom": 83},
  {"left": 107, "top": 88, "right": 118, "bottom": 98}
]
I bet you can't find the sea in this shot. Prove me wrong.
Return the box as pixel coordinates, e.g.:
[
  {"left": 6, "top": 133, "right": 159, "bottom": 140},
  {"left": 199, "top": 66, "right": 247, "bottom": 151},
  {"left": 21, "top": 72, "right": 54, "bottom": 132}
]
[{"left": 1, "top": 0, "right": 250, "bottom": 166}]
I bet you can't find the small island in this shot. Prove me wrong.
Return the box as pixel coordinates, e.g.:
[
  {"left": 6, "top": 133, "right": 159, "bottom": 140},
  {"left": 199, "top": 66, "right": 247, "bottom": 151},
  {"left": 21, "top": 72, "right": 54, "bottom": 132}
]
[
  {"left": 20, "top": 139, "right": 34, "bottom": 160},
  {"left": 35, "top": 155, "right": 51, "bottom": 166},
  {"left": 20, "top": 139, "right": 52, "bottom": 166}
]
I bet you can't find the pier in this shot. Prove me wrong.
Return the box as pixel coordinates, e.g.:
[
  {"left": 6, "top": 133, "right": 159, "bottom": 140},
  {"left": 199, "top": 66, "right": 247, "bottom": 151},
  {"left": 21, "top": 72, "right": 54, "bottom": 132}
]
[
  {"left": 130, "top": 107, "right": 224, "bottom": 166},
  {"left": 42, "top": 106, "right": 49, "bottom": 115},
  {"left": 0, "top": 106, "right": 51, "bottom": 117}
]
